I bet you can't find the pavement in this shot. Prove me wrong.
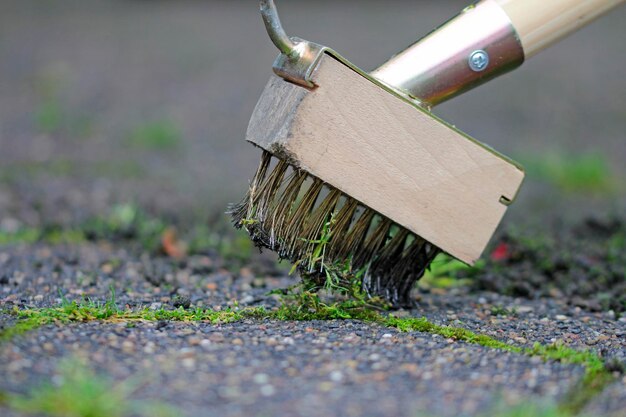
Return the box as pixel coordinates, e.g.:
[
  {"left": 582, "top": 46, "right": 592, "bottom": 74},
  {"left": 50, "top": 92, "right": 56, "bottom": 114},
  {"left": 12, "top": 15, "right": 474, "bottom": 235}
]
[{"left": 0, "top": 1, "right": 625, "bottom": 416}]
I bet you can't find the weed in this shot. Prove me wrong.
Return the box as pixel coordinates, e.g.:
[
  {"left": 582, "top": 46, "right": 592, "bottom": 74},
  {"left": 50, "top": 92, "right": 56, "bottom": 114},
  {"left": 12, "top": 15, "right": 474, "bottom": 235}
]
[
  {"left": 519, "top": 151, "right": 618, "bottom": 193},
  {"left": 1, "top": 286, "right": 617, "bottom": 417},
  {"left": 7, "top": 359, "right": 178, "bottom": 417},
  {"left": 419, "top": 253, "right": 481, "bottom": 289},
  {"left": 128, "top": 120, "right": 182, "bottom": 150},
  {"left": 476, "top": 400, "right": 597, "bottom": 417},
  {"left": 2, "top": 290, "right": 611, "bottom": 382},
  {"left": 0, "top": 227, "right": 85, "bottom": 246},
  {"left": 36, "top": 99, "right": 64, "bottom": 133},
  {"left": 0, "top": 160, "right": 144, "bottom": 185},
  {"left": 490, "top": 305, "right": 517, "bottom": 317},
  {"left": 82, "top": 203, "right": 167, "bottom": 251}
]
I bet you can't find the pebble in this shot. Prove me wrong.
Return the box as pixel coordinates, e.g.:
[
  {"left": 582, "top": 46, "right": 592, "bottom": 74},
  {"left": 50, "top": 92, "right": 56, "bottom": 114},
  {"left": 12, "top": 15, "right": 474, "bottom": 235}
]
[
  {"left": 253, "top": 373, "right": 269, "bottom": 384},
  {"left": 121, "top": 340, "right": 135, "bottom": 353},
  {"left": 260, "top": 385, "right": 276, "bottom": 397},
  {"left": 329, "top": 371, "right": 344, "bottom": 382},
  {"left": 2, "top": 235, "right": 625, "bottom": 417},
  {"left": 181, "top": 357, "right": 196, "bottom": 369}
]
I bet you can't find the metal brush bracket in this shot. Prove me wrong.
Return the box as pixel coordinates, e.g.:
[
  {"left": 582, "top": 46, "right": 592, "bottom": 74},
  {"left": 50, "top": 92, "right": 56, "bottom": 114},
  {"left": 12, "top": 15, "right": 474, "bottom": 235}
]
[
  {"left": 260, "top": 0, "right": 329, "bottom": 89},
  {"left": 261, "top": 0, "right": 525, "bottom": 107},
  {"left": 259, "top": 0, "right": 422, "bottom": 107}
]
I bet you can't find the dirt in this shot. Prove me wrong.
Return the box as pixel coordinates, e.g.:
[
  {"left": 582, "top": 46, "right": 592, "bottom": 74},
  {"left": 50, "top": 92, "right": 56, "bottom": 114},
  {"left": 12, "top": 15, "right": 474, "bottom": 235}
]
[{"left": 467, "top": 216, "right": 626, "bottom": 315}]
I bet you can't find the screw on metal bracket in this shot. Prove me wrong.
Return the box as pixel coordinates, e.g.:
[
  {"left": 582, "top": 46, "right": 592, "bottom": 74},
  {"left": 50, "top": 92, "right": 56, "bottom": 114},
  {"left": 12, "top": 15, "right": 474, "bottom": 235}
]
[{"left": 468, "top": 50, "right": 489, "bottom": 72}]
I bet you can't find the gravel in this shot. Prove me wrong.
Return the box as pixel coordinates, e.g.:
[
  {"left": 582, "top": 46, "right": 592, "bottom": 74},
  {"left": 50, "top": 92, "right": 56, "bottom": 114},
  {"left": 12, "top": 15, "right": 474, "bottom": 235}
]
[
  {"left": 1, "top": 242, "right": 625, "bottom": 417},
  {"left": 0, "top": 319, "right": 588, "bottom": 417}
]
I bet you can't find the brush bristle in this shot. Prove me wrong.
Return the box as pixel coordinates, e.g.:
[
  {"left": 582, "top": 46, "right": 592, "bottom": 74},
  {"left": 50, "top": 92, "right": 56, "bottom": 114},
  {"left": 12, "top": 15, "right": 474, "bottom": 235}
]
[{"left": 230, "top": 151, "right": 440, "bottom": 307}]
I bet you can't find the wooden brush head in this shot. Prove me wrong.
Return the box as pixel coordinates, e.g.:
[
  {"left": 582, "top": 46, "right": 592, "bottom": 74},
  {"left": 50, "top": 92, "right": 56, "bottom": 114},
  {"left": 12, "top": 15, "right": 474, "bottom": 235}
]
[{"left": 246, "top": 52, "right": 524, "bottom": 265}]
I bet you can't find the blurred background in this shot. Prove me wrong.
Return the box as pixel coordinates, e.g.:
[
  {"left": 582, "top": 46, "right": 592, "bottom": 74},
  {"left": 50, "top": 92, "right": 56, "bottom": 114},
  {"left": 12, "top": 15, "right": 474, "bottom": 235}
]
[{"left": 0, "top": 0, "right": 624, "bottom": 230}]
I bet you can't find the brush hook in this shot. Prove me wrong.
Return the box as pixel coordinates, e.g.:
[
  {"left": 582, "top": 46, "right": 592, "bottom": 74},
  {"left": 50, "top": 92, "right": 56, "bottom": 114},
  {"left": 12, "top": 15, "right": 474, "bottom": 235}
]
[{"left": 260, "top": 0, "right": 300, "bottom": 60}]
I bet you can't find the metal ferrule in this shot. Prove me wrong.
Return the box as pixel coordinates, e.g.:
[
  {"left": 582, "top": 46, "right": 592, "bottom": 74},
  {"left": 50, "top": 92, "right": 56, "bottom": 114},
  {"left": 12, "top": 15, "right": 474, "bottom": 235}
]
[{"left": 370, "top": 0, "right": 525, "bottom": 107}]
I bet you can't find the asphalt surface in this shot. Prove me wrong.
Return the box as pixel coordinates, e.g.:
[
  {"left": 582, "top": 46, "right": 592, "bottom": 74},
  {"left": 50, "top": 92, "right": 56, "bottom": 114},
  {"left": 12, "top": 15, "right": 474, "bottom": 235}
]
[
  {"left": 1, "top": 1, "right": 625, "bottom": 416},
  {"left": 1, "top": 241, "right": 625, "bottom": 416}
]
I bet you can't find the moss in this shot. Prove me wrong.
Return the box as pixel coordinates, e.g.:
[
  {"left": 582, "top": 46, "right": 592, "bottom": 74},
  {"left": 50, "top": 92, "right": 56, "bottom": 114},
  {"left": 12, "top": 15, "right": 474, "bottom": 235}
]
[
  {"left": 127, "top": 120, "right": 182, "bottom": 150},
  {"left": 490, "top": 305, "right": 517, "bottom": 317},
  {"left": 0, "top": 227, "right": 85, "bottom": 246},
  {"left": 0, "top": 203, "right": 254, "bottom": 263},
  {"left": 518, "top": 151, "right": 619, "bottom": 194},
  {"left": 2, "top": 292, "right": 611, "bottom": 380},
  {"left": 419, "top": 253, "right": 480, "bottom": 289},
  {"left": 0, "top": 312, "right": 46, "bottom": 342},
  {"left": 6, "top": 359, "right": 178, "bottom": 417},
  {"left": 82, "top": 203, "right": 167, "bottom": 251},
  {"left": 2, "top": 290, "right": 616, "bottom": 416},
  {"left": 0, "top": 160, "right": 145, "bottom": 185},
  {"left": 476, "top": 401, "right": 596, "bottom": 417}
]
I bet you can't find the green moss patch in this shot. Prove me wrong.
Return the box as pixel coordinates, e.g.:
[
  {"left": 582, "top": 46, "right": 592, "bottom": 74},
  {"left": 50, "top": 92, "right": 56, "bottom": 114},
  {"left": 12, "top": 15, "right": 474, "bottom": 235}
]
[
  {"left": 2, "top": 291, "right": 610, "bottom": 379},
  {"left": 5, "top": 359, "right": 178, "bottom": 417},
  {"left": 2, "top": 290, "right": 616, "bottom": 416}
]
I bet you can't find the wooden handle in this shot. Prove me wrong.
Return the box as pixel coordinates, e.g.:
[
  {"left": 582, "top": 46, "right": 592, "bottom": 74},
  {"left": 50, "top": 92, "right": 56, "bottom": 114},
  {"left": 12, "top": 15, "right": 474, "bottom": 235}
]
[{"left": 496, "top": 0, "right": 625, "bottom": 58}]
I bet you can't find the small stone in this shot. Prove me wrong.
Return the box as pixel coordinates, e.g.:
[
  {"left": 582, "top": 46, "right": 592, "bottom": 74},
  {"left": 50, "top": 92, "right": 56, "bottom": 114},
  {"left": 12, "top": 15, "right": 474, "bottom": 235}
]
[
  {"left": 435, "top": 357, "right": 448, "bottom": 365},
  {"left": 555, "top": 315, "right": 568, "bottom": 321},
  {"left": 33, "top": 294, "right": 44, "bottom": 302},
  {"left": 318, "top": 382, "right": 333, "bottom": 392},
  {"left": 251, "top": 278, "right": 266, "bottom": 288},
  {"left": 121, "top": 340, "right": 135, "bottom": 353},
  {"left": 181, "top": 357, "right": 196, "bottom": 369},
  {"left": 253, "top": 373, "right": 269, "bottom": 384},
  {"left": 240, "top": 295, "right": 254, "bottom": 304},
  {"left": 329, "top": 371, "right": 343, "bottom": 382},
  {"left": 210, "top": 333, "right": 225, "bottom": 343},
  {"left": 232, "top": 338, "right": 244, "bottom": 346},
  {"left": 260, "top": 385, "right": 275, "bottom": 397}
]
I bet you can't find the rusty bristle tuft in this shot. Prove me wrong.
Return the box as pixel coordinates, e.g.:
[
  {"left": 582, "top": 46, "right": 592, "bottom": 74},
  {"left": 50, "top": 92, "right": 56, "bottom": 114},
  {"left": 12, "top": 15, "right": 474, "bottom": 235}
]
[{"left": 229, "top": 151, "right": 440, "bottom": 307}]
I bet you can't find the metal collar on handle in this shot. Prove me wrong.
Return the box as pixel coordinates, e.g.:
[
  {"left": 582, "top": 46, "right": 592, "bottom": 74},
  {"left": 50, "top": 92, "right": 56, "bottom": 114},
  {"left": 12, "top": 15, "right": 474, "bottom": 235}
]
[{"left": 371, "top": 0, "right": 525, "bottom": 107}]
